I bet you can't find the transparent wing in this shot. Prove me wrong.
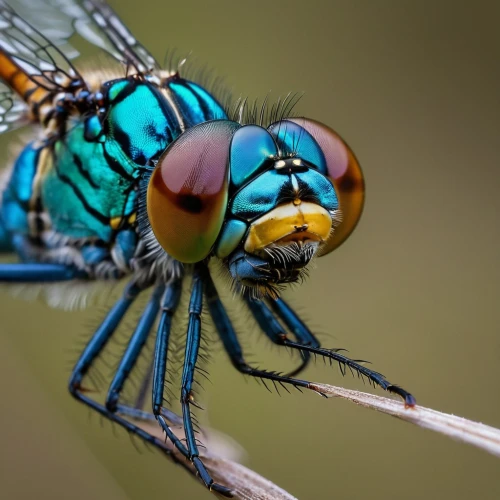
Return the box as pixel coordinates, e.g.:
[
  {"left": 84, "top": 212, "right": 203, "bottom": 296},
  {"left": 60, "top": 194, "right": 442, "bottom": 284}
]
[
  {"left": 0, "top": 81, "right": 28, "bottom": 134},
  {"left": 0, "top": 1, "right": 85, "bottom": 92},
  {"left": 0, "top": 0, "right": 160, "bottom": 134},
  {"left": 74, "top": 0, "right": 160, "bottom": 72},
  {"left": 7, "top": 0, "right": 159, "bottom": 73}
]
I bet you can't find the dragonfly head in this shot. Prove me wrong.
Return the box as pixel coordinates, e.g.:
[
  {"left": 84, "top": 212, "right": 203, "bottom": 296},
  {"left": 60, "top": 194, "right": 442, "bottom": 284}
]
[{"left": 147, "top": 118, "right": 364, "bottom": 296}]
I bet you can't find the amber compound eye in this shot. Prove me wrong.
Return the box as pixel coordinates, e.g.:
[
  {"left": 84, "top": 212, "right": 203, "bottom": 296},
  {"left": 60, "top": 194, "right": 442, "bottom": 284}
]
[
  {"left": 147, "top": 120, "right": 240, "bottom": 263},
  {"left": 289, "top": 118, "right": 365, "bottom": 255}
]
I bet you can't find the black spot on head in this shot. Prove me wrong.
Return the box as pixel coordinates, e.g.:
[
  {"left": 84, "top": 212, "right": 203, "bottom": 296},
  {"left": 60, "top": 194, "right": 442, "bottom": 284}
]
[{"left": 177, "top": 194, "right": 203, "bottom": 213}]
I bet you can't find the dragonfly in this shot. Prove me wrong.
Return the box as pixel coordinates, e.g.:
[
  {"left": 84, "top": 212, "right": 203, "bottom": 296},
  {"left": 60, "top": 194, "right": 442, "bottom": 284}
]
[{"left": 0, "top": 0, "right": 416, "bottom": 495}]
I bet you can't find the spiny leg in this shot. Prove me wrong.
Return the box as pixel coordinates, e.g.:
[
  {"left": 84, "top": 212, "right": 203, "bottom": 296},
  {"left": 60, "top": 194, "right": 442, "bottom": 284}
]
[
  {"left": 204, "top": 272, "right": 310, "bottom": 393},
  {"left": 117, "top": 280, "right": 183, "bottom": 428},
  {"left": 247, "top": 298, "right": 416, "bottom": 406},
  {"left": 267, "top": 297, "right": 320, "bottom": 348},
  {"left": 179, "top": 266, "right": 232, "bottom": 497},
  {"left": 0, "top": 256, "right": 180, "bottom": 424},
  {"left": 0, "top": 260, "right": 217, "bottom": 481},
  {"left": 101, "top": 283, "right": 184, "bottom": 431},
  {"left": 151, "top": 279, "right": 189, "bottom": 452},
  {"left": 130, "top": 363, "right": 182, "bottom": 428},
  {"left": 118, "top": 271, "right": 230, "bottom": 495},
  {"left": 100, "top": 281, "right": 183, "bottom": 429},
  {"left": 67, "top": 281, "right": 193, "bottom": 477},
  {"left": 105, "top": 284, "right": 164, "bottom": 413},
  {"left": 267, "top": 297, "right": 320, "bottom": 378},
  {"left": 69, "top": 280, "right": 142, "bottom": 392}
]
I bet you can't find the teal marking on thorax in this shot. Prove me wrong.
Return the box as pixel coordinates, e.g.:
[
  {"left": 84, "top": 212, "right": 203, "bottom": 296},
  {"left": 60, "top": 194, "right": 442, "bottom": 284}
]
[
  {"left": 42, "top": 122, "right": 140, "bottom": 241},
  {"left": 106, "top": 80, "right": 180, "bottom": 165},
  {"left": 38, "top": 78, "right": 228, "bottom": 243}
]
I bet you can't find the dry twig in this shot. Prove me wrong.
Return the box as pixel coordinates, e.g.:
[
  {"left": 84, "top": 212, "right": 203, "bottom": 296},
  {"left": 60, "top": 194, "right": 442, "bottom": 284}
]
[
  {"left": 140, "top": 383, "right": 500, "bottom": 499},
  {"left": 310, "top": 382, "right": 500, "bottom": 458}
]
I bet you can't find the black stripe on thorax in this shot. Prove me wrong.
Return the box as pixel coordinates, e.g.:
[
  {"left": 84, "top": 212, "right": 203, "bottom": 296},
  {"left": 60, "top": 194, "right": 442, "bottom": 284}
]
[
  {"left": 73, "top": 153, "right": 99, "bottom": 189},
  {"left": 53, "top": 164, "right": 110, "bottom": 225},
  {"left": 104, "top": 79, "right": 139, "bottom": 106},
  {"left": 180, "top": 81, "right": 211, "bottom": 120},
  {"left": 102, "top": 143, "right": 136, "bottom": 182}
]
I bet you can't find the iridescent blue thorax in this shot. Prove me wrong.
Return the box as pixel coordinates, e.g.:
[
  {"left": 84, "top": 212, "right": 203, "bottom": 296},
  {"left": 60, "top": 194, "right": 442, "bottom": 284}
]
[{"left": 0, "top": 74, "right": 226, "bottom": 278}]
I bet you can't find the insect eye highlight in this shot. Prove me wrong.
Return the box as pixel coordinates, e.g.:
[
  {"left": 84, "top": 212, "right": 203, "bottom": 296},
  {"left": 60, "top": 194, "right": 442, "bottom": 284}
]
[{"left": 147, "top": 120, "right": 240, "bottom": 263}]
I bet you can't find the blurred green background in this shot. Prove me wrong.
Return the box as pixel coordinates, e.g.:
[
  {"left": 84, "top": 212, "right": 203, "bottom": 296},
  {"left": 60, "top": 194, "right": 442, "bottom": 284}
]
[{"left": 1, "top": 0, "right": 499, "bottom": 499}]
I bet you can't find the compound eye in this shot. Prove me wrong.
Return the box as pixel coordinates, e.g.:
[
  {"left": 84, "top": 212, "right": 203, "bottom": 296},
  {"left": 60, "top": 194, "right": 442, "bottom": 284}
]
[
  {"left": 289, "top": 118, "right": 365, "bottom": 255},
  {"left": 147, "top": 120, "right": 240, "bottom": 263}
]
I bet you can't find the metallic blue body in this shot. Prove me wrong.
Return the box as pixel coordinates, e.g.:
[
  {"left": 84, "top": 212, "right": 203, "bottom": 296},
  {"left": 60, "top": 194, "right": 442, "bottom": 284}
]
[
  {"left": 0, "top": 77, "right": 227, "bottom": 275},
  {"left": 1, "top": 81, "right": 337, "bottom": 276}
]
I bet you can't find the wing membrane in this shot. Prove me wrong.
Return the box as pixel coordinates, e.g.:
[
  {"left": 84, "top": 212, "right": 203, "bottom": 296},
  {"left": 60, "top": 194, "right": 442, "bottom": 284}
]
[
  {"left": 0, "top": 81, "right": 28, "bottom": 134},
  {"left": 76, "top": 0, "right": 159, "bottom": 72},
  {"left": 7, "top": 0, "right": 159, "bottom": 73},
  {"left": 0, "top": 0, "right": 160, "bottom": 134},
  {"left": 0, "top": 1, "right": 84, "bottom": 93}
]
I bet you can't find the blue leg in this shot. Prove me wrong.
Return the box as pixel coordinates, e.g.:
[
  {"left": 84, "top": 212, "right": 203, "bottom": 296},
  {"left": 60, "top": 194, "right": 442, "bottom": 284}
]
[
  {"left": 152, "top": 280, "right": 182, "bottom": 415},
  {"left": 105, "top": 279, "right": 186, "bottom": 436},
  {"left": 267, "top": 297, "right": 320, "bottom": 348},
  {"left": 105, "top": 284, "right": 165, "bottom": 412},
  {"left": 151, "top": 280, "right": 190, "bottom": 447},
  {"left": 0, "top": 235, "right": 122, "bottom": 282},
  {"left": 266, "top": 297, "right": 319, "bottom": 377},
  {"left": 119, "top": 279, "right": 184, "bottom": 429},
  {"left": 247, "top": 298, "right": 416, "bottom": 406},
  {"left": 0, "top": 235, "right": 84, "bottom": 282},
  {"left": 0, "top": 263, "right": 79, "bottom": 281},
  {"left": 104, "top": 283, "right": 184, "bottom": 429},
  {"left": 67, "top": 281, "right": 198, "bottom": 481},
  {"left": 131, "top": 360, "right": 183, "bottom": 427},
  {"left": 69, "top": 280, "right": 142, "bottom": 391},
  {"left": 131, "top": 283, "right": 179, "bottom": 414},
  {"left": 178, "top": 266, "right": 232, "bottom": 497},
  {"left": 204, "top": 272, "right": 310, "bottom": 392}
]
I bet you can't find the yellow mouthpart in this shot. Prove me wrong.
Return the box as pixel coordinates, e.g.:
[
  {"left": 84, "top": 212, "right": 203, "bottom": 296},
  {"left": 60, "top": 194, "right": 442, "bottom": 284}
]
[{"left": 244, "top": 201, "right": 333, "bottom": 254}]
